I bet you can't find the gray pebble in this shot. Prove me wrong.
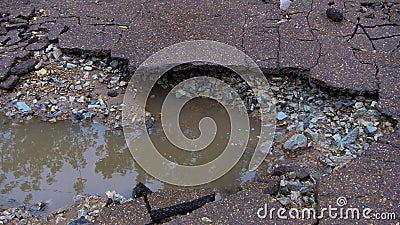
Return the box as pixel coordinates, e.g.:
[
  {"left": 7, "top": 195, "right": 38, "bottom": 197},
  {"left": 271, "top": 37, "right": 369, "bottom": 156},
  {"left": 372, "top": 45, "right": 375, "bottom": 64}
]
[
  {"left": 277, "top": 196, "right": 291, "bottom": 206},
  {"left": 67, "top": 63, "right": 78, "bottom": 68},
  {"left": 284, "top": 134, "right": 308, "bottom": 150}
]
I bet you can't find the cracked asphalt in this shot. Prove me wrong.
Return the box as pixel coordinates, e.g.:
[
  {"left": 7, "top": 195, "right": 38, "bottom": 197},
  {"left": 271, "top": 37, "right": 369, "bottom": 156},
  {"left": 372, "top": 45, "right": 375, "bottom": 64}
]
[{"left": 1, "top": 0, "right": 399, "bottom": 224}]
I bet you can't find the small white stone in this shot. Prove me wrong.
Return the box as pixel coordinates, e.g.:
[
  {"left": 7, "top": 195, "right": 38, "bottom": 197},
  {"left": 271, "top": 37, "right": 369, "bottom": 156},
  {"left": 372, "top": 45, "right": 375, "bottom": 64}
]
[
  {"left": 83, "top": 66, "right": 93, "bottom": 71},
  {"left": 280, "top": 0, "right": 291, "bottom": 10},
  {"left": 119, "top": 81, "right": 127, "bottom": 87}
]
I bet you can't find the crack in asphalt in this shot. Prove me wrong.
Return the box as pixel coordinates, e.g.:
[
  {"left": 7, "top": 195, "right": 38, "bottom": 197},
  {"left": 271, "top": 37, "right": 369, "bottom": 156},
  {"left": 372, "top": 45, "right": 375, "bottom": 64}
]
[
  {"left": 85, "top": 14, "right": 114, "bottom": 23},
  {"left": 240, "top": 14, "right": 250, "bottom": 51},
  {"left": 276, "top": 23, "right": 281, "bottom": 70},
  {"left": 347, "top": 17, "right": 377, "bottom": 50},
  {"left": 112, "top": 0, "right": 148, "bottom": 48},
  {"left": 348, "top": 45, "right": 379, "bottom": 96},
  {"left": 84, "top": 23, "right": 129, "bottom": 26},
  {"left": 374, "top": 64, "right": 381, "bottom": 96},
  {"left": 394, "top": 40, "right": 400, "bottom": 51},
  {"left": 240, "top": 13, "right": 264, "bottom": 52},
  {"left": 363, "top": 23, "right": 399, "bottom": 28},
  {"left": 304, "top": 0, "right": 322, "bottom": 72},
  {"left": 371, "top": 34, "right": 400, "bottom": 40}
]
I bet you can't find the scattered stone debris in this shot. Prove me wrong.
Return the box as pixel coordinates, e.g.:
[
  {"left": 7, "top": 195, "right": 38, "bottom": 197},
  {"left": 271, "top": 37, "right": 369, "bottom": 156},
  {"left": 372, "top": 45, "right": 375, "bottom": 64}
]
[
  {"left": 68, "top": 213, "right": 92, "bottom": 225},
  {"left": 255, "top": 74, "right": 395, "bottom": 209},
  {"left": 0, "top": 200, "right": 51, "bottom": 224},
  {"left": 262, "top": 164, "right": 316, "bottom": 208},
  {"left": 0, "top": 207, "right": 33, "bottom": 224},
  {"left": 268, "top": 75, "right": 394, "bottom": 171},
  {"left": 46, "top": 191, "right": 131, "bottom": 224},
  {"left": 0, "top": 45, "right": 129, "bottom": 128},
  {"left": 156, "top": 69, "right": 395, "bottom": 172}
]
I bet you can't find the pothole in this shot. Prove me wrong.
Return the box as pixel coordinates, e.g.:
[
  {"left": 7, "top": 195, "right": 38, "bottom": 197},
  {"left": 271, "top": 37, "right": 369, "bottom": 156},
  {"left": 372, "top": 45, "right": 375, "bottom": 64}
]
[
  {"left": 0, "top": 46, "right": 397, "bottom": 223},
  {"left": 139, "top": 63, "right": 397, "bottom": 210}
]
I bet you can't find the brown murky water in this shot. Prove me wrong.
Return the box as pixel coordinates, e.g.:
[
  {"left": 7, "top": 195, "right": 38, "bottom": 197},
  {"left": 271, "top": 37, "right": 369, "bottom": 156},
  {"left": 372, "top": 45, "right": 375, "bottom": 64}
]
[
  {"left": 0, "top": 89, "right": 261, "bottom": 213},
  {"left": 0, "top": 118, "right": 139, "bottom": 212}
]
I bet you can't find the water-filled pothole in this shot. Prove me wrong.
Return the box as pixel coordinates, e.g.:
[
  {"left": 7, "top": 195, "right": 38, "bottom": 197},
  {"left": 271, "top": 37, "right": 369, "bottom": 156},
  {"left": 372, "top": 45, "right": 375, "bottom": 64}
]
[
  {"left": 0, "top": 85, "right": 259, "bottom": 214},
  {"left": 145, "top": 64, "right": 396, "bottom": 209},
  {"left": 0, "top": 50, "right": 396, "bottom": 217}
]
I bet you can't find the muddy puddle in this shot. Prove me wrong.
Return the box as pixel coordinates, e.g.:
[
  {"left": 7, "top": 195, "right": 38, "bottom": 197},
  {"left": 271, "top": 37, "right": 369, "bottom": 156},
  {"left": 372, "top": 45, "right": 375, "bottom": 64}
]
[{"left": 0, "top": 88, "right": 261, "bottom": 213}]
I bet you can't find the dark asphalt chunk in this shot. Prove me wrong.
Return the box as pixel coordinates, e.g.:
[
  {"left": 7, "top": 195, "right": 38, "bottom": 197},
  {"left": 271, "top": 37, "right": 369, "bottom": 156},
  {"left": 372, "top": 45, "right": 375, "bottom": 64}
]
[
  {"left": 10, "top": 58, "right": 38, "bottom": 76},
  {"left": 326, "top": 8, "right": 344, "bottom": 22},
  {"left": 0, "top": 74, "right": 19, "bottom": 90},
  {"left": 150, "top": 194, "right": 215, "bottom": 223},
  {"left": 0, "top": 55, "right": 15, "bottom": 81},
  {"left": 132, "top": 182, "right": 153, "bottom": 199},
  {"left": 25, "top": 38, "right": 50, "bottom": 51}
]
